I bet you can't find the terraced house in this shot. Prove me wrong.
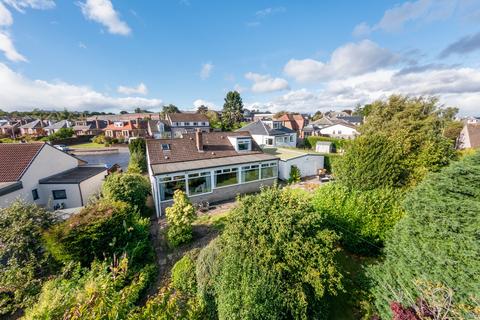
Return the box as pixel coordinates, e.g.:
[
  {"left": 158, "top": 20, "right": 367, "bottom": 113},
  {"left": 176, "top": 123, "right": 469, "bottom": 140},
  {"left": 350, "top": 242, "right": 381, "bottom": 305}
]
[{"left": 146, "top": 130, "right": 278, "bottom": 216}]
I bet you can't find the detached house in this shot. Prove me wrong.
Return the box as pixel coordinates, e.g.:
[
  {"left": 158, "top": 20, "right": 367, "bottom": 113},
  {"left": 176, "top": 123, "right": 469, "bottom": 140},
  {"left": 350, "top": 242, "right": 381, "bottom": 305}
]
[
  {"left": 147, "top": 131, "right": 278, "bottom": 217},
  {"left": 238, "top": 120, "right": 297, "bottom": 148},
  {"left": 44, "top": 120, "right": 73, "bottom": 135},
  {"left": 277, "top": 114, "right": 307, "bottom": 138},
  {"left": 0, "top": 120, "right": 22, "bottom": 138},
  {"left": 104, "top": 119, "right": 148, "bottom": 139},
  {"left": 19, "top": 119, "right": 48, "bottom": 137},
  {"left": 0, "top": 143, "right": 107, "bottom": 209},
  {"left": 165, "top": 113, "right": 210, "bottom": 138},
  {"left": 73, "top": 119, "right": 108, "bottom": 136}
]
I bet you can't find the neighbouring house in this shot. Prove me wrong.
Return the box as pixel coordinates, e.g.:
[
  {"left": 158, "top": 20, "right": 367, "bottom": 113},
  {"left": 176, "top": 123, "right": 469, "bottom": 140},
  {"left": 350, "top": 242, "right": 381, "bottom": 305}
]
[
  {"left": 73, "top": 119, "right": 108, "bottom": 136},
  {"left": 104, "top": 119, "right": 148, "bottom": 139},
  {"left": 0, "top": 143, "right": 107, "bottom": 209},
  {"left": 457, "top": 123, "right": 480, "bottom": 149},
  {"left": 146, "top": 131, "right": 279, "bottom": 217},
  {"left": 319, "top": 123, "right": 359, "bottom": 139},
  {"left": 263, "top": 147, "right": 324, "bottom": 180},
  {"left": 43, "top": 120, "right": 74, "bottom": 135},
  {"left": 19, "top": 119, "right": 49, "bottom": 137},
  {"left": 315, "top": 141, "right": 334, "bottom": 153},
  {"left": 0, "top": 120, "right": 22, "bottom": 138},
  {"left": 238, "top": 120, "right": 297, "bottom": 148},
  {"left": 147, "top": 120, "right": 171, "bottom": 139},
  {"left": 335, "top": 115, "right": 363, "bottom": 126},
  {"left": 86, "top": 113, "right": 161, "bottom": 122},
  {"left": 276, "top": 113, "right": 308, "bottom": 138},
  {"left": 165, "top": 113, "right": 210, "bottom": 138},
  {"left": 252, "top": 112, "right": 274, "bottom": 121},
  {"left": 464, "top": 116, "right": 480, "bottom": 124}
]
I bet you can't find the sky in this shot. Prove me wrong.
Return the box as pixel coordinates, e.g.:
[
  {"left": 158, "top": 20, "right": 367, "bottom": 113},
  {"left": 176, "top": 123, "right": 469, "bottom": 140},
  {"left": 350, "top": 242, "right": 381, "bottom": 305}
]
[{"left": 0, "top": 0, "right": 479, "bottom": 115}]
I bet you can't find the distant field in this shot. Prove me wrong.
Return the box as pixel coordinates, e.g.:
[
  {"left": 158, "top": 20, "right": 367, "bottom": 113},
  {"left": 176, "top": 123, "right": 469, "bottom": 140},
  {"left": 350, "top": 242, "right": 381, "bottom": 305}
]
[{"left": 69, "top": 142, "right": 106, "bottom": 149}]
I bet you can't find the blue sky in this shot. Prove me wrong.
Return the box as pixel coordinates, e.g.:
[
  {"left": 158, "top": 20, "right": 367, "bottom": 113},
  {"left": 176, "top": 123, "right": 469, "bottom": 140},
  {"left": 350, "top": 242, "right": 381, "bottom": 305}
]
[{"left": 0, "top": 0, "right": 479, "bottom": 115}]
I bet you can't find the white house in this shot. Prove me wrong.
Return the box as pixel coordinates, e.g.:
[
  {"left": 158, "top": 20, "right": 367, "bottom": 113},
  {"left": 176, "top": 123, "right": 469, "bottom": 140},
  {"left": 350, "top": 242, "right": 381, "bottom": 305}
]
[
  {"left": 319, "top": 123, "right": 359, "bottom": 139},
  {"left": 238, "top": 120, "right": 297, "bottom": 148},
  {"left": 0, "top": 143, "right": 107, "bottom": 209}
]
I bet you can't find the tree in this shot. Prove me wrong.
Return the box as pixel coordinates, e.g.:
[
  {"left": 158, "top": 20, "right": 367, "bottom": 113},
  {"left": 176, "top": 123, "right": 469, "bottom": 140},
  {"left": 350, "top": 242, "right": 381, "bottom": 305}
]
[
  {"left": 214, "top": 186, "right": 342, "bottom": 319},
  {"left": 165, "top": 190, "right": 197, "bottom": 247},
  {"left": 311, "top": 111, "right": 323, "bottom": 121},
  {"left": 197, "top": 105, "right": 209, "bottom": 114},
  {"left": 221, "top": 91, "right": 244, "bottom": 131},
  {"left": 206, "top": 110, "right": 221, "bottom": 129},
  {"left": 120, "top": 110, "right": 129, "bottom": 114},
  {"left": 128, "top": 138, "right": 147, "bottom": 173},
  {"left": 161, "top": 104, "right": 180, "bottom": 117},
  {"left": 368, "top": 151, "right": 480, "bottom": 319},
  {"left": 288, "top": 165, "right": 301, "bottom": 183},
  {"left": 102, "top": 173, "right": 150, "bottom": 213},
  {"left": 273, "top": 110, "right": 288, "bottom": 119},
  {"left": 0, "top": 201, "right": 57, "bottom": 315}
]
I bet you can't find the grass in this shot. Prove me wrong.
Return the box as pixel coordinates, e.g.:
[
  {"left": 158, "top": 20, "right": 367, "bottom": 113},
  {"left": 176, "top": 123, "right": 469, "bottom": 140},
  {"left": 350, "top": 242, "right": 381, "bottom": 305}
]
[
  {"left": 69, "top": 142, "right": 107, "bottom": 149},
  {"left": 263, "top": 147, "right": 319, "bottom": 160},
  {"left": 194, "top": 210, "right": 230, "bottom": 231}
]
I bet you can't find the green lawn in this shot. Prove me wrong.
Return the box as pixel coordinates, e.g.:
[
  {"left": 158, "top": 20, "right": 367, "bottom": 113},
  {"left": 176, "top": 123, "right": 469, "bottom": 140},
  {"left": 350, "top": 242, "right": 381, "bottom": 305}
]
[
  {"left": 194, "top": 211, "right": 230, "bottom": 231},
  {"left": 68, "top": 142, "right": 106, "bottom": 149}
]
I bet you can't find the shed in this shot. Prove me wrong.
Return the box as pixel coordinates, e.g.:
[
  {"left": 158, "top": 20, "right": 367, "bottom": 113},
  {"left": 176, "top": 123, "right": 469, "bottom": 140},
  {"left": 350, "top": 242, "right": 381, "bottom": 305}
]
[{"left": 315, "top": 141, "right": 333, "bottom": 153}]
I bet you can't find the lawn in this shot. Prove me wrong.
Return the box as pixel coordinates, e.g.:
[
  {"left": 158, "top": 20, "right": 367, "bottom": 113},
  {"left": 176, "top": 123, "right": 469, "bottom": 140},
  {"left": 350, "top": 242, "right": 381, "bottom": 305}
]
[
  {"left": 68, "top": 142, "right": 106, "bottom": 149},
  {"left": 263, "top": 147, "right": 319, "bottom": 160}
]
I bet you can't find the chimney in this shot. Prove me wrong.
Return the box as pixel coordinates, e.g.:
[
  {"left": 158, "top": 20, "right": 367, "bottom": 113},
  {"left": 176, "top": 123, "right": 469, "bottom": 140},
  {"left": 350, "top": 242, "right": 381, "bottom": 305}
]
[
  {"left": 95, "top": 117, "right": 100, "bottom": 129},
  {"left": 135, "top": 118, "right": 139, "bottom": 126},
  {"left": 196, "top": 129, "right": 203, "bottom": 152}
]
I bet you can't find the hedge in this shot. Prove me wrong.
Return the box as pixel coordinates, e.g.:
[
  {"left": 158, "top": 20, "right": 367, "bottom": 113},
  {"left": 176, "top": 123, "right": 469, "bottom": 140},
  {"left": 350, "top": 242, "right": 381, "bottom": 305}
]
[{"left": 304, "top": 136, "right": 352, "bottom": 151}]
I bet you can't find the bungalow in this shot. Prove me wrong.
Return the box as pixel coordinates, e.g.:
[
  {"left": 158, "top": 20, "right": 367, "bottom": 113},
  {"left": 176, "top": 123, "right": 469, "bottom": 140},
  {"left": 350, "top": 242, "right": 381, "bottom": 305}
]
[
  {"left": 319, "top": 123, "right": 359, "bottom": 139},
  {"left": 0, "top": 143, "right": 107, "bottom": 209},
  {"left": 19, "top": 119, "right": 49, "bottom": 137},
  {"left": 146, "top": 131, "right": 279, "bottom": 217},
  {"left": 43, "top": 120, "right": 73, "bottom": 135},
  {"left": 238, "top": 120, "right": 297, "bottom": 148},
  {"left": 276, "top": 113, "right": 308, "bottom": 138},
  {"left": 73, "top": 119, "right": 108, "bottom": 136},
  {"left": 457, "top": 123, "right": 480, "bottom": 149},
  {"left": 147, "top": 120, "right": 171, "bottom": 139},
  {"left": 165, "top": 113, "right": 210, "bottom": 138},
  {"left": 104, "top": 119, "right": 148, "bottom": 139},
  {"left": 0, "top": 120, "right": 22, "bottom": 138}
]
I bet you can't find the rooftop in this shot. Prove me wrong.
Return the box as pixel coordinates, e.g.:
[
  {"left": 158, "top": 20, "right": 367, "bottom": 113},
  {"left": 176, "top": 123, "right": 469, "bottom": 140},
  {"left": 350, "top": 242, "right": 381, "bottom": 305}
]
[
  {"left": 167, "top": 112, "right": 209, "bottom": 123},
  {"left": 39, "top": 166, "right": 107, "bottom": 184},
  {"left": 0, "top": 143, "right": 44, "bottom": 182},
  {"left": 238, "top": 120, "right": 295, "bottom": 136},
  {"left": 466, "top": 123, "right": 480, "bottom": 148},
  {"left": 262, "top": 147, "right": 320, "bottom": 160}
]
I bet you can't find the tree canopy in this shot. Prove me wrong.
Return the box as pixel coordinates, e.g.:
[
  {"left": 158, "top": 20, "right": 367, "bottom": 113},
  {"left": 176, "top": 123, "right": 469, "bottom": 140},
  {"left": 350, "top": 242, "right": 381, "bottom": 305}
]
[
  {"left": 368, "top": 151, "right": 480, "bottom": 319},
  {"left": 221, "top": 91, "right": 244, "bottom": 130}
]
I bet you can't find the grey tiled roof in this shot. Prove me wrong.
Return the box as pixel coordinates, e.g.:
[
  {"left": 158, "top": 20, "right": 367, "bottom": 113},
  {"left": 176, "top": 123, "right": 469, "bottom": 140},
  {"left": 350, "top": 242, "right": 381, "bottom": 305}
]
[
  {"left": 238, "top": 120, "right": 295, "bottom": 136},
  {"left": 39, "top": 166, "right": 107, "bottom": 184}
]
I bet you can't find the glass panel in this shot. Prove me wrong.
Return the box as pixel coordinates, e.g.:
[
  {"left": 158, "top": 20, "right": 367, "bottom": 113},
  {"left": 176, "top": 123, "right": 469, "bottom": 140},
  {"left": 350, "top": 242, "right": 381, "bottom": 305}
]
[
  {"left": 52, "top": 190, "right": 67, "bottom": 200},
  {"left": 261, "top": 165, "right": 277, "bottom": 179},
  {"left": 215, "top": 171, "right": 238, "bottom": 187},
  {"left": 188, "top": 174, "right": 212, "bottom": 196},
  {"left": 242, "top": 168, "right": 260, "bottom": 182},
  {"left": 160, "top": 179, "right": 186, "bottom": 201}
]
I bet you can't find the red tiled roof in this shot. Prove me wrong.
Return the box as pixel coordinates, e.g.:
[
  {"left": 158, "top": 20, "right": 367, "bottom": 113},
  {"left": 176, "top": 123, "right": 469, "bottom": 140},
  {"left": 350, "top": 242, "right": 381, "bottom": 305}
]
[
  {"left": 105, "top": 123, "right": 135, "bottom": 131},
  {"left": 0, "top": 143, "right": 44, "bottom": 182}
]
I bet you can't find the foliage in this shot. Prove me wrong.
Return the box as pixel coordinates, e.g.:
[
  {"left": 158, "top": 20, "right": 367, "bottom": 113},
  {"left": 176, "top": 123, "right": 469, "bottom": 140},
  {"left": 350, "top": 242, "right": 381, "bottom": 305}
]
[
  {"left": 288, "top": 164, "right": 301, "bottom": 183},
  {"left": 102, "top": 173, "right": 150, "bottom": 212},
  {"left": 214, "top": 186, "right": 343, "bottom": 319},
  {"left": 311, "top": 110, "right": 323, "bottom": 121},
  {"left": 221, "top": 91, "right": 244, "bottom": 131},
  {"left": 334, "top": 133, "right": 408, "bottom": 190},
  {"left": 368, "top": 151, "right": 480, "bottom": 319},
  {"left": 92, "top": 134, "right": 107, "bottom": 145},
  {"left": 127, "top": 152, "right": 144, "bottom": 174},
  {"left": 0, "top": 201, "right": 57, "bottom": 315},
  {"left": 196, "top": 238, "right": 222, "bottom": 319},
  {"left": 24, "top": 257, "right": 156, "bottom": 320},
  {"left": 312, "top": 183, "right": 404, "bottom": 255},
  {"left": 161, "top": 104, "right": 180, "bottom": 117},
  {"left": 46, "top": 127, "right": 75, "bottom": 141},
  {"left": 171, "top": 250, "right": 199, "bottom": 295},
  {"left": 128, "top": 138, "right": 147, "bottom": 173},
  {"left": 129, "top": 137, "right": 146, "bottom": 154},
  {"left": 165, "top": 190, "right": 197, "bottom": 247},
  {"left": 197, "top": 105, "right": 209, "bottom": 114},
  {"left": 43, "top": 199, "right": 153, "bottom": 268},
  {"left": 304, "top": 135, "right": 352, "bottom": 151}
]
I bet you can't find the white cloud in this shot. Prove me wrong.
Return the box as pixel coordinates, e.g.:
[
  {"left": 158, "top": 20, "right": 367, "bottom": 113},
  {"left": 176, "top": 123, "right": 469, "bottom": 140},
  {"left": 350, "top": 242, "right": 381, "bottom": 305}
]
[
  {"left": 78, "top": 41, "right": 87, "bottom": 49},
  {"left": 252, "top": 66, "right": 480, "bottom": 115},
  {"left": 245, "top": 72, "right": 289, "bottom": 93},
  {"left": 284, "top": 40, "right": 398, "bottom": 82},
  {"left": 193, "top": 99, "right": 217, "bottom": 110},
  {"left": 255, "top": 7, "right": 286, "bottom": 18},
  {"left": 0, "top": 63, "right": 162, "bottom": 111},
  {"left": 117, "top": 82, "right": 148, "bottom": 95},
  {"left": 79, "top": 0, "right": 131, "bottom": 36},
  {"left": 3, "top": 0, "right": 55, "bottom": 13},
  {"left": 0, "top": 31, "right": 27, "bottom": 62},
  {"left": 0, "top": 2, "right": 13, "bottom": 26},
  {"left": 200, "top": 62, "right": 213, "bottom": 80},
  {"left": 353, "top": 0, "right": 457, "bottom": 36}
]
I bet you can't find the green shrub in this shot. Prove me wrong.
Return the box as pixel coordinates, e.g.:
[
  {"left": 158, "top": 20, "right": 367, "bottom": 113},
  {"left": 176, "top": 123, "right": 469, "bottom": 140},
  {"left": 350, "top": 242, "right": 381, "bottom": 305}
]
[
  {"left": 166, "top": 190, "right": 197, "bottom": 247},
  {"left": 43, "top": 199, "right": 153, "bottom": 269},
  {"left": 128, "top": 152, "right": 146, "bottom": 174},
  {"left": 312, "top": 183, "right": 404, "bottom": 255},
  {"left": 128, "top": 138, "right": 147, "bottom": 173},
  {"left": 102, "top": 173, "right": 150, "bottom": 213},
  {"left": 215, "top": 186, "right": 342, "bottom": 319},
  {"left": 171, "top": 250, "right": 199, "bottom": 295},
  {"left": 368, "top": 151, "right": 480, "bottom": 319},
  {"left": 0, "top": 201, "right": 57, "bottom": 315},
  {"left": 46, "top": 127, "right": 75, "bottom": 141},
  {"left": 196, "top": 238, "right": 222, "bottom": 319},
  {"left": 288, "top": 164, "right": 301, "bottom": 183}
]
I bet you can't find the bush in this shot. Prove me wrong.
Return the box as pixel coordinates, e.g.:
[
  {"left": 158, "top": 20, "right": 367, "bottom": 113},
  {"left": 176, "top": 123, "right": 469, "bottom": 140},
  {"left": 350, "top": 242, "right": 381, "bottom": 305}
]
[
  {"left": 196, "top": 238, "right": 222, "bottom": 319},
  {"left": 368, "top": 151, "right": 480, "bottom": 319},
  {"left": 128, "top": 152, "right": 147, "bottom": 174},
  {"left": 0, "top": 201, "right": 57, "bottom": 315},
  {"left": 312, "top": 183, "right": 404, "bottom": 255},
  {"left": 288, "top": 164, "right": 301, "bottom": 183},
  {"left": 171, "top": 251, "right": 199, "bottom": 295},
  {"left": 46, "top": 127, "right": 75, "bottom": 141},
  {"left": 166, "top": 190, "right": 197, "bottom": 247},
  {"left": 128, "top": 138, "right": 147, "bottom": 173},
  {"left": 214, "top": 186, "right": 342, "bottom": 319},
  {"left": 102, "top": 173, "right": 150, "bottom": 213},
  {"left": 43, "top": 199, "right": 153, "bottom": 269}
]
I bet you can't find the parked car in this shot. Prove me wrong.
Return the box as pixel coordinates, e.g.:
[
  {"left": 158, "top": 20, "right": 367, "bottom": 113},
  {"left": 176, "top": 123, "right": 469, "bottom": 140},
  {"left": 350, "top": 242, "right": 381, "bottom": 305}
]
[{"left": 53, "top": 144, "right": 70, "bottom": 152}]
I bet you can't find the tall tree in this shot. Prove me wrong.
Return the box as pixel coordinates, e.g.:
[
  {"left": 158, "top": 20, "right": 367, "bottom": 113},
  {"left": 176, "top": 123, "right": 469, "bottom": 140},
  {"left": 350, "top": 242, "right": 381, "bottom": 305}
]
[
  {"left": 197, "top": 105, "right": 208, "bottom": 114},
  {"left": 311, "top": 111, "right": 323, "bottom": 121},
  {"left": 221, "top": 91, "right": 244, "bottom": 130}
]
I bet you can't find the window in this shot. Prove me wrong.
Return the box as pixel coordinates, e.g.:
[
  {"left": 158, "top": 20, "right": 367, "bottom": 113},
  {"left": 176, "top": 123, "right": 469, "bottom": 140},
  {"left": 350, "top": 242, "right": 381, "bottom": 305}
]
[
  {"left": 159, "top": 175, "right": 186, "bottom": 201},
  {"left": 122, "top": 130, "right": 130, "bottom": 137},
  {"left": 241, "top": 164, "right": 260, "bottom": 182},
  {"left": 266, "top": 138, "right": 273, "bottom": 146},
  {"left": 32, "top": 189, "right": 39, "bottom": 200},
  {"left": 188, "top": 172, "right": 212, "bottom": 196},
  {"left": 161, "top": 144, "right": 170, "bottom": 150},
  {"left": 261, "top": 162, "right": 278, "bottom": 179},
  {"left": 52, "top": 189, "right": 67, "bottom": 200},
  {"left": 338, "top": 130, "right": 342, "bottom": 134},
  {"left": 201, "top": 122, "right": 206, "bottom": 126},
  {"left": 215, "top": 168, "right": 238, "bottom": 187},
  {"left": 289, "top": 135, "right": 294, "bottom": 142},
  {"left": 114, "top": 121, "right": 123, "bottom": 127},
  {"left": 237, "top": 138, "right": 251, "bottom": 151},
  {"left": 273, "top": 122, "right": 281, "bottom": 129},
  {"left": 174, "top": 122, "right": 179, "bottom": 126},
  {"left": 193, "top": 122, "right": 198, "bottom": 126}
]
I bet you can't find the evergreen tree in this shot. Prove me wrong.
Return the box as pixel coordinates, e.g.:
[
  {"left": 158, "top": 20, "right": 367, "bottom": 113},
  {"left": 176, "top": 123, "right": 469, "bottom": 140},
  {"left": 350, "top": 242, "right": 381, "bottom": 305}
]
[{"left": 221, "top": 91, "right": 244, "bottom": 131}]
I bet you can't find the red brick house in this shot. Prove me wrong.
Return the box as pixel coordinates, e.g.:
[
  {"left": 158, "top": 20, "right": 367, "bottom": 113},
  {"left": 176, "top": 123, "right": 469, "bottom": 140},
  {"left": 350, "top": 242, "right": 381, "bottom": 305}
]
[{"left": 277, "top": 114, "right": 307, "bottom": 139}]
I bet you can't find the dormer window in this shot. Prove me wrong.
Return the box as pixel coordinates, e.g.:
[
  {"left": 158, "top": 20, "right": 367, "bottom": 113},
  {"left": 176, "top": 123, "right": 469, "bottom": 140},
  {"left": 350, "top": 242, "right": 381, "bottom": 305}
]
[
  {"left": 237, "top": 138, "right": 251, "bottom": 151},
  {"left": 114, "top": 121, "right": 124, "bottom": 127},
  {"left": 161, "top": 144, "right": 171, "bottom": 150},
  {"left": 273, "top": 122, "right": 281, "bottom": 129}
]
